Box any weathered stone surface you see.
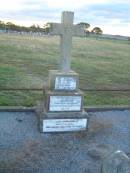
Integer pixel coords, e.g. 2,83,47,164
49,11,85,72
101,150,130,173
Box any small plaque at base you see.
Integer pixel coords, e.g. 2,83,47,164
43,118,87,132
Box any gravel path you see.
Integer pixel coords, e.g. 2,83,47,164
0,110,130,173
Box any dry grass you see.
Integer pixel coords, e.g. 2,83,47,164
0,33,130,106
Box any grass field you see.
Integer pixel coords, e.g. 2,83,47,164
0,33,130,106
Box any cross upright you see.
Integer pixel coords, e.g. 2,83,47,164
48,11,85,72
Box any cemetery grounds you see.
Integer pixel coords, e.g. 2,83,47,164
0,33,130,106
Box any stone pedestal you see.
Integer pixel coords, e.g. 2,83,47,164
36,70,88,133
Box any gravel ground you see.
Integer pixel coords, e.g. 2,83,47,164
0,110,130,173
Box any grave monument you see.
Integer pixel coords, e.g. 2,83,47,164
36,11,88,133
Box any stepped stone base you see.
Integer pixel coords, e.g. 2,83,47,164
36,101,89,133
36,68,88,133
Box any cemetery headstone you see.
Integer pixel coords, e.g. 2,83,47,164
101,150,130,173
36,11,88,133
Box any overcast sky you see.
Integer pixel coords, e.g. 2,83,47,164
0,0,130,36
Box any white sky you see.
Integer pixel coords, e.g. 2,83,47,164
0,0,111,10
0,0,130,36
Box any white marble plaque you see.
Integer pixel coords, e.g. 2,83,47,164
49,96,81,111
43,119,87,132
55,76,76,90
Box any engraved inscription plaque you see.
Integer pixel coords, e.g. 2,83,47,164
43,119,87,132
49,96,81,111
55,76,76,90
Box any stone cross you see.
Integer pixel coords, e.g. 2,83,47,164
49,11,85,72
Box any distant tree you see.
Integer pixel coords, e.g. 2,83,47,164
127,37,130,44
0,21,5,30
43,23,51,34
30,24,37,32
77,22,90,29
77,22,90,36
6,22,16,31
91,27,103,35
29,24,44,33
36,24,44,32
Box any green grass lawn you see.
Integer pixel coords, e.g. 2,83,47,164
0,33,130,106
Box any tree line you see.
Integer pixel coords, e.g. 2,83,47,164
43,22,103,35
0,21,44,33
0,20,103,35
77,22,103,35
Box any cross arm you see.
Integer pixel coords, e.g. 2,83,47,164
73,25,85,37
47,23,63,35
